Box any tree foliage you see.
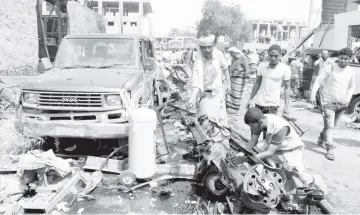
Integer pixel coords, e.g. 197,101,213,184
196,0,253,43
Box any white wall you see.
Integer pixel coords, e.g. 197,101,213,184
334,11,360,50
67,1,106,34
0,0,39,72
312,25,335,49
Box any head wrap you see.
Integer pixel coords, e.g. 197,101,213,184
199,35,216,47
233,48,241,53
268,44,281,53
229,47,236,52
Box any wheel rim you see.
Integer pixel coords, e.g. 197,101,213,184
354,101,360,120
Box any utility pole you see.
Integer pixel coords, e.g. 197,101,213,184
307,0,314,33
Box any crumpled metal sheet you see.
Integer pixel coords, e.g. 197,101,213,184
17,149,72,179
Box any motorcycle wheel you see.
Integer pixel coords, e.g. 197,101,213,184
204,172,229,196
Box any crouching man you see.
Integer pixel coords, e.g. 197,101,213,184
236,107,323,190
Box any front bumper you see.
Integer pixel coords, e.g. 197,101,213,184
15,107,130,139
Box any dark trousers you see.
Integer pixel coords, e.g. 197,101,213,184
255,104,279,115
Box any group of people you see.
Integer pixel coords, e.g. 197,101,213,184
187,34,356,190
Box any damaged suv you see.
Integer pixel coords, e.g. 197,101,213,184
15,34,159,139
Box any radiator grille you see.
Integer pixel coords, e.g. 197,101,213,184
38,92,103,108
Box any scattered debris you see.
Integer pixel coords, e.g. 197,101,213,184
83,156,128,174
77,208,84,214
122,175,194,194
65,144,77,152
21,173,81,214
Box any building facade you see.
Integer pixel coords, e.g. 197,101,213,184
42,0,154,35
251,18,308,42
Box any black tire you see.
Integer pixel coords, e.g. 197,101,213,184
349,96,360,121
204,173,229,196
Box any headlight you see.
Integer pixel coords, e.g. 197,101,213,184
105,95,121,106
23,93,38,104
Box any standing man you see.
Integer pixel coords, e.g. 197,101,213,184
314,50,334,73
226,48,250,115
248,50,260,78
246,44,291,116
310,48,355,161
311,50,335,108
289,50,304,98
189,35,231,125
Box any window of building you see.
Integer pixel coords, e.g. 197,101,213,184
87,1,98,9
108,22,114,26
103,1,119,16
130,22,137,27
123,2,140,17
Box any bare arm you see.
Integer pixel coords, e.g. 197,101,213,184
223,67,231,85
249,75,262,101
248,134,260,149
256,127,287,160
310,67,329,101
256,144,281,160
283,80,290,115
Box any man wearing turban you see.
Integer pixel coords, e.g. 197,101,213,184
189,35,230,125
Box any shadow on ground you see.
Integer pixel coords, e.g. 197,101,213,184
303,140,326,156
333,138,360,148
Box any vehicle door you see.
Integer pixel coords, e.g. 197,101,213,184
131,39,146,105
142,40,156,103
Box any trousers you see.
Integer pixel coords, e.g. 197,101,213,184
319,102,347,147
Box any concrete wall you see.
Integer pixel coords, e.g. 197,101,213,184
0,0,39,73
312,25,335,49
334,11,360,50
67,1,106,34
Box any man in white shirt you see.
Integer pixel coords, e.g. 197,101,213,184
246,44,291,117
311,48,355,161
314,50,334,73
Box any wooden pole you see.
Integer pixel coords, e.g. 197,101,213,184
56,0,62,44
37,0,50,59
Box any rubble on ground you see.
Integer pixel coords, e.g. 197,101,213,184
0,60,335,214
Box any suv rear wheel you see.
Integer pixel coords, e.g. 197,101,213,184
349,96,360,121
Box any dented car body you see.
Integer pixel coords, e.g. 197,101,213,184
15,34,159,139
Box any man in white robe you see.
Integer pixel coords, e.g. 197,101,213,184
189,35,230,125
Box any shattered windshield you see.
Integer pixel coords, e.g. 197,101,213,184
54,38,137,69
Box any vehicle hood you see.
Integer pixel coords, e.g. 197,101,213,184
22,68,142,92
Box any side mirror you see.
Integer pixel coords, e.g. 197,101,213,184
38,58,52,73
144,58,155,70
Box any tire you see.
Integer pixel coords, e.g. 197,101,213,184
349,96,360,121
203,173,229,196
119,170,136,187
